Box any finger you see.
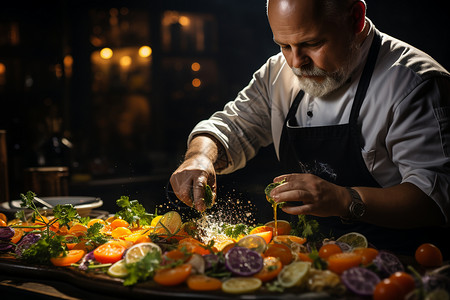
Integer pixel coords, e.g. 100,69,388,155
273,188,314,204
192,177,207,212
170,176,193,207
273,174,291,183
281,203,314,215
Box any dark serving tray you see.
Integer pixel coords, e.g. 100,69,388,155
0,258,336,300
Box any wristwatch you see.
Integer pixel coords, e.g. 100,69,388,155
341,187,366,223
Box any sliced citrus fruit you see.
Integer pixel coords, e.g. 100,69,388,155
150,215,162,227
107,259,128,278
277,261,310,288
125,242,161,264
336,232,368,249
154,211,182,235
272,235,306,253
249,226,273,244
111,226,132,239
222,277,262,294
236,234,267,253
265,220,292,236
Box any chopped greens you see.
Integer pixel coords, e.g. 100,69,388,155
115,196,156,227
124,250,162,286
221,223,251,239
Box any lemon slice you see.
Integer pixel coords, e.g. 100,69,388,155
107,259,128,278
125,242,161,264
277,261,310,288
222,277,262,294
336,232,368,249
236,234,267,254
154,211,182,235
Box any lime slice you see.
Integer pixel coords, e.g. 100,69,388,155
222,277,262,294
236,234,267,254
277,261,310,288
336,232,368,249
154,211,182,235
125,242,161,264
264,181,284,204
107,259,128,278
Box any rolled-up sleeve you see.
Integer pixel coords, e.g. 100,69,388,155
188,59,275,174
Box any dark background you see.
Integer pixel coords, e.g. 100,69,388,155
0,0,449,223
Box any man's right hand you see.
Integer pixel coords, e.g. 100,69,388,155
169,154,217,212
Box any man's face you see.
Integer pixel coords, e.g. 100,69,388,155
268,0,358,97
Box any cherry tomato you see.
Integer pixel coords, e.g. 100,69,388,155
93,242,126,264
373,278,403,300
177,237,211,255
50,250,86,267
389,271,416,298
163,249,191,263
297,252,314,263
10,228,24,244
318,243,342,260
415,243,443,268
153,264,192,286
253,256,283,282
327,252,362,275
264,243,293,265
353,247,379,265
186,274,222,291
110,218,130,229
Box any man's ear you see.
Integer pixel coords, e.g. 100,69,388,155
351,1,366,33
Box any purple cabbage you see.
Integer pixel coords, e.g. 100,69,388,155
0,227,15,241
0,241,14,252
78,251,96,271
15,233,41,257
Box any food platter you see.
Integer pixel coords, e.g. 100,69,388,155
1,191,448,300
0,258,334,299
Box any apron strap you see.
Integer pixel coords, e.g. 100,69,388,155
285,90,305,126
349,31,382,125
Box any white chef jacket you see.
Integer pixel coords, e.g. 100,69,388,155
188,20,450,224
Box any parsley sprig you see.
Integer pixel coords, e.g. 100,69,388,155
14,191,82,263
115,196,156,227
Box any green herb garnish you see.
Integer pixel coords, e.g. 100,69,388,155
16,191,81,263
124,250,162,286
204,184,215,209
115,196,156,227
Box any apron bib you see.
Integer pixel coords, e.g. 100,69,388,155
278,32,448,256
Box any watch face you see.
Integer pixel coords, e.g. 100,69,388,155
350,201,366,218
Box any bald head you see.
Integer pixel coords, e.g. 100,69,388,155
267,0,355,22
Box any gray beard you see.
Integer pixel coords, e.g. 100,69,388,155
292,41,360,98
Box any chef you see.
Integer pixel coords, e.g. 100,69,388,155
169,0,450,256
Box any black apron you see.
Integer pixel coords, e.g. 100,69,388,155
278,32,449,257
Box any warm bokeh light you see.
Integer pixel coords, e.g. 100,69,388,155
64,55,73,68
120,55,132,67
0,63,5,74
179,16,190,26
191,62,201,72
100,48,113,59
139,46,152,58
192,78,201,87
